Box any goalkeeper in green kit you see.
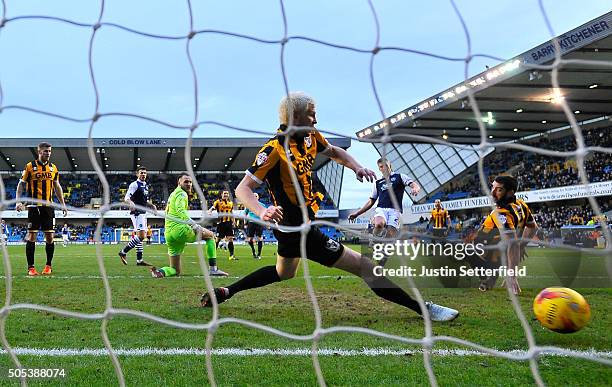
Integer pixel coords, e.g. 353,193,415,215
151,173,228,278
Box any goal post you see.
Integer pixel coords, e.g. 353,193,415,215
113,228,163,244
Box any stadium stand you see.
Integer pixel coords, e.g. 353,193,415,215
424,126,612,203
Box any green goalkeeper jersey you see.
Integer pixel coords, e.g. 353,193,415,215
165,186,191,229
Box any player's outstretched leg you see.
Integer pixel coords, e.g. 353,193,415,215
118,235,141,265
335,247,458,322
201,265,280,306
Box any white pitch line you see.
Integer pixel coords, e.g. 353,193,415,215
2,347,611,358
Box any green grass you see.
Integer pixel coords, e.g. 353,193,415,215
0,243,610,386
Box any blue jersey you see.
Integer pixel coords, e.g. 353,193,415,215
62,226,69,235
1,224,8,235
244,201,267,221
370,173,413,212
125,180,150,215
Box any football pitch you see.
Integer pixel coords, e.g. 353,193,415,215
0,243,610,386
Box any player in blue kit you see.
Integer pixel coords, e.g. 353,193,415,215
118,167,156,266
61,224,70,247
349,158,420,240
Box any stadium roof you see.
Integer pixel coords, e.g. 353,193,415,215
0,137,350,174
356,11,612,144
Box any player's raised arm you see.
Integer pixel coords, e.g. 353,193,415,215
236,175,282,223
207,200,217,215
320,144,376,183
348,199,376,221
400,173,421,196
348,184,378,221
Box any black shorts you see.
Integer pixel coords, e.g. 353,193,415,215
27,206,55,232
217,221,234,238
273,226,344,267
246,222,263,238
432,228,447,238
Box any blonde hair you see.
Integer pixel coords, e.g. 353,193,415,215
279,92,315,125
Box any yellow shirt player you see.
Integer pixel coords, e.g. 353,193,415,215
15,142,67,276
200,92,459,322
208,190,236,260
146,225,153,244
468,175,535,294
429,199,451,239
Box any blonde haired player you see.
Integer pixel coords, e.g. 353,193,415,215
201,92,458,321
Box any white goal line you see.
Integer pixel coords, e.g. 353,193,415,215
2,347,611,358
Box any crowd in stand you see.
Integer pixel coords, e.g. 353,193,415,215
531,201,611,230
2,171,339,243
429,127,612,203
2,172,337,211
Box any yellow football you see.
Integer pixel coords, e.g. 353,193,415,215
533,287,591,333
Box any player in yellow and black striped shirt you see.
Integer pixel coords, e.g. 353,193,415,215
15,142,67,276
467,175,536,294
201,92,459,322
208,191,236,259
429,199,451,239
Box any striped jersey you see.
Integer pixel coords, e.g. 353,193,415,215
213,199,234,223
430,208,449,228
20,160,60,206
246,126,328,226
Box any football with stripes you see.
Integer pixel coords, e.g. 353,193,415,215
533,287,591,333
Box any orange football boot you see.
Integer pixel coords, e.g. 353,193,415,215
27,267,39,276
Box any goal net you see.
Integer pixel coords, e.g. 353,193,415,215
0,1,610,386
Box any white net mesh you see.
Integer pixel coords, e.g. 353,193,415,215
0,0,611,386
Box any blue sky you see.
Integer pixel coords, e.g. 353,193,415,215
0,1,610,208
